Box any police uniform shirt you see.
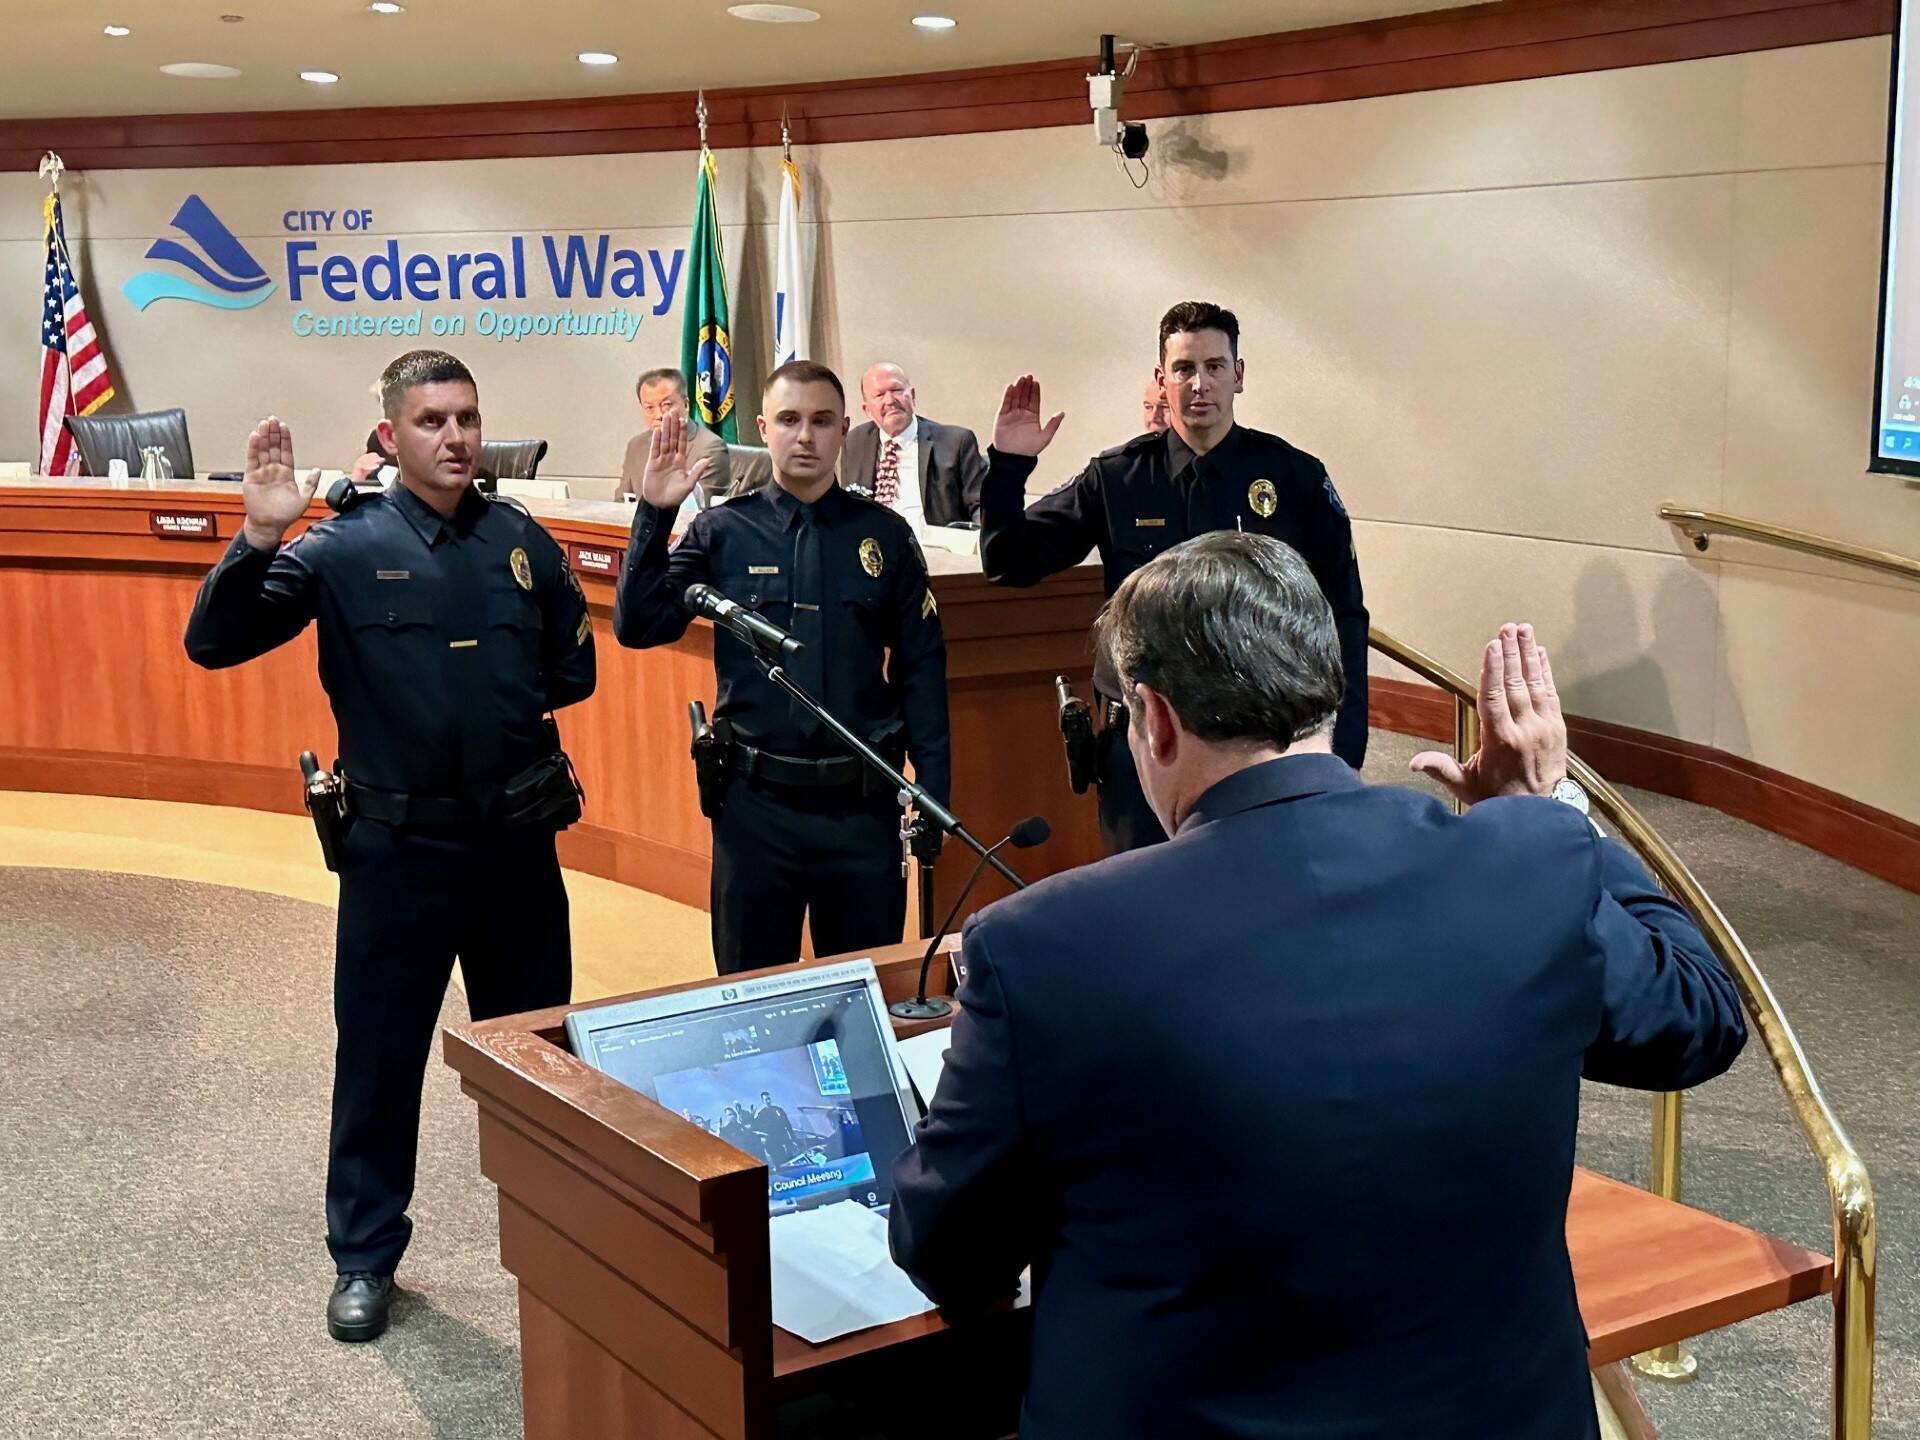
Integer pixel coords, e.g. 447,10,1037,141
184,481,595,798
612,481,951,805
978,423,1370,766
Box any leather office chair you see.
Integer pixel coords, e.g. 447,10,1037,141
724,443,773,498
479,439,549,482
65,408,194,478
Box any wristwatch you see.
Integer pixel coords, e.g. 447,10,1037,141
1551,776,1590,815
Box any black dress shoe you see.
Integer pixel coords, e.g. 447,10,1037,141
327,1272,394,1342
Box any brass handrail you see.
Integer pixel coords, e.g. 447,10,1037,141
1660,504,1920,587
1369,625,1876,1439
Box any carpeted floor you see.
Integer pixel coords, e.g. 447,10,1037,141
1,733,1914,1438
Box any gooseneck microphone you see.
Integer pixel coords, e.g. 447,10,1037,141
684,582,804,665
889,816,1050,1021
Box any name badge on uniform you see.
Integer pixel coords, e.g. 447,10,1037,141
859,537,884,578
375,570,410,581
1248,479,1278,519
749,565,781,575
510,546,533,591
1134,517,1167,528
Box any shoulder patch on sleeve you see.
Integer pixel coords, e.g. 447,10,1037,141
1322,476,1348,519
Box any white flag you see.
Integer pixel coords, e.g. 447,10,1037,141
773,156,811,367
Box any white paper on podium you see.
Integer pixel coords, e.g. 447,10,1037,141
895,1026,952,1109
769,1200,935,1343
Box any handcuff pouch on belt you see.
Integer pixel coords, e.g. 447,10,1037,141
497,715,585,831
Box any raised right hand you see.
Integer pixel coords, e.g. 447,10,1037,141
638,410,713,509
242,416,321,551
1410,622,1569,805
991,375,1066,457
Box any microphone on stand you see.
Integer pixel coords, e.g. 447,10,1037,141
889,815,1050,1021
684,582,804,666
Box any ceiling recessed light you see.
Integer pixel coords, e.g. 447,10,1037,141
576,51,618,65
300,70,340,84
219,13,245,21
727,4,822,20
160,62,242,79
912,15,957,29
103,24,131,36
367,1,405,11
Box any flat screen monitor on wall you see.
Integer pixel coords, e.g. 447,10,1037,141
1875,0,1920,473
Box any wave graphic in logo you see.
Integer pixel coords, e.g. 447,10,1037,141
123,195,276,311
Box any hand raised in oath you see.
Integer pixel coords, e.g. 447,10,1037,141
242,416,322,552
639,409,714,510
991,375,1066,458
1411,622,1569,805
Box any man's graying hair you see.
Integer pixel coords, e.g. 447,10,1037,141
1094,532,1345,748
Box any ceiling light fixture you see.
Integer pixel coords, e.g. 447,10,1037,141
219,13,245,21
300,70,340,84
367,1,405,11
103,24,131,37
160,62,242,79
577,51,618,65
911,15,957,29
727,4,822,20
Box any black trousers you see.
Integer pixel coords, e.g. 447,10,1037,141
710,776,907,974
1095,712,1169,855
326,818,571,1276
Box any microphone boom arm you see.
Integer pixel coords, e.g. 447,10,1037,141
756,656,1026,893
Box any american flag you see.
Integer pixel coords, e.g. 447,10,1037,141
38,193,116,476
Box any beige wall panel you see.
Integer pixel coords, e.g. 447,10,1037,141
1354,518,1723,742
1714,561,1920,822
827,175,1734,557
1735,37,1890,172
1722,164,1920,560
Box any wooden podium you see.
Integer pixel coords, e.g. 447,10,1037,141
445,942,1833,1440
443,941,1026,1440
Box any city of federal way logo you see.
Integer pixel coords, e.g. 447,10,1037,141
123,195,276,312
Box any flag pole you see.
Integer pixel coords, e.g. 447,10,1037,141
696,89,709,155
38,151,65,195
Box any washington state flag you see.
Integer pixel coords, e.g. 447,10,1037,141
678,148,736,442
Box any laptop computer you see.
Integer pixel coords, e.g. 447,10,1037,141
565,960,920,1216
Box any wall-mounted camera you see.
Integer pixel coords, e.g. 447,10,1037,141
1089,34,1148,166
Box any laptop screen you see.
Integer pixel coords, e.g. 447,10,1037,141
565,961,918,1216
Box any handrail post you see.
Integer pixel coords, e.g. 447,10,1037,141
1832,1171,1876,1440
1631,1089,1699,1382
1450,696,1478,816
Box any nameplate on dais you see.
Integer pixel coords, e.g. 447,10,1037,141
149,510,218,540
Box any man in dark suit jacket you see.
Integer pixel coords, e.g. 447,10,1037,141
889,532,1747,1440
839,362,987,527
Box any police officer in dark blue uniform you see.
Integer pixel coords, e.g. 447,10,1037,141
183,350,594,1343
980,300,1368,854
614,361,949,974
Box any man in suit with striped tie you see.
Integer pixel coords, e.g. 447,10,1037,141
839,362,989,529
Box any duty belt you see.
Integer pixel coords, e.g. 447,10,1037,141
346,781,488,828
729,741,866,791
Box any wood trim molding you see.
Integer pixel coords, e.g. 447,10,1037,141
0,0,1891,170
1367,678,1920,895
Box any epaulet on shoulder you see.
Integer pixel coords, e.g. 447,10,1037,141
1098,431,1159,460
716,485,761,505
485,491,532,516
